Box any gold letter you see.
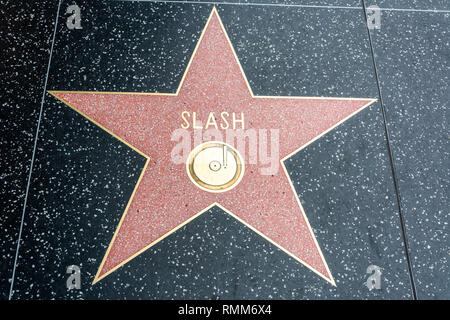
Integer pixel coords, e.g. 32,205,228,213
220,111,229,129
181,111,190,129
193,112,203,129
233,112,245,130
205,112,218,130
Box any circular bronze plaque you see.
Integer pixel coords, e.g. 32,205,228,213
186,141,244,193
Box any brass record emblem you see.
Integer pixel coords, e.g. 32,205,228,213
186,141,244,193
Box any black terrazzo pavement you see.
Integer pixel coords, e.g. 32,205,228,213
368,1,449,299
0,0,59,300
1,0,448,299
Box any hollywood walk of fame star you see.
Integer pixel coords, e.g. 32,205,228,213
49,7,376,285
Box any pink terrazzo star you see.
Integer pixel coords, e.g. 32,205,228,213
50,8,376,285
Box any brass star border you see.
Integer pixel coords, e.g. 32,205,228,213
49,7,377,286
